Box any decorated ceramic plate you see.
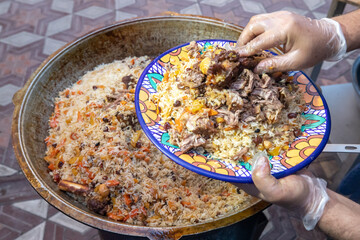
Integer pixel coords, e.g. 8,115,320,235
134,39,331,183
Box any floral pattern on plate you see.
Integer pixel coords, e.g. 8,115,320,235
135,39,331,183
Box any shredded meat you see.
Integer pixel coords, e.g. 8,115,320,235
163,43,303,157
231,147,249,161
186,112,217,136
122,75,135,88
226,90,243,111
182,68,204,88
207,50,243,87
179,134,206,153
256,73,274,89
216,109,240,127
186,41,200,58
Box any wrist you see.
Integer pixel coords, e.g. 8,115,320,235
299,175,330,230
320,18,347,61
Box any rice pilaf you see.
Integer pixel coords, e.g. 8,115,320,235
152,41,305,164
44,56,252,226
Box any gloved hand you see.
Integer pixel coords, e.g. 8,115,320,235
236,11,347,73
234,154,329,230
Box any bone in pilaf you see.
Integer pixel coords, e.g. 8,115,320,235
44,57,252,226
152,41,306,164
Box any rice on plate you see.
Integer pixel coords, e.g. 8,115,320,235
44,56,251,226
151,41,305,165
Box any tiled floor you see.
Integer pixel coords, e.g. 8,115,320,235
0,0,359,239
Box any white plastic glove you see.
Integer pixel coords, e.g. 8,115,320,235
236,11,347,73
234,154,329,230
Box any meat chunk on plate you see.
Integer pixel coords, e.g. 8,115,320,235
186,111,217,136
231,147,249,161
226,90,244,111
216,109,240,127
231,69,259,97
179,134,207,153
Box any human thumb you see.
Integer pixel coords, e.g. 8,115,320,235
252,154,280,200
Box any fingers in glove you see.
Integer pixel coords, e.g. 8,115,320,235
237,16,267,47
253,51,300,73
251,156,283,201
237,30,286,57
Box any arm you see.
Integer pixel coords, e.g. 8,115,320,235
236,9,360,73
234,156,360,240
318,189,360,240
333,9,360,52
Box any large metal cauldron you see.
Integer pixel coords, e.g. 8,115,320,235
12,14,270,239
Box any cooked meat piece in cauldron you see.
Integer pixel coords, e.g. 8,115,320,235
87,195,111,216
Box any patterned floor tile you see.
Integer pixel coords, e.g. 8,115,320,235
42,37,66,55
0,1,12,16
14,222,45,240
75,6,112,19
51,0,74,14
45,15,72,36
200,0,234,8
49,212,92,234
0,164,17,177
0,31,43,48
239,0,267,14
303,0,326,11
0,84,21,106
115,11,137,21
114,0,136,10
13,199,49,219
0,115,12,148
180,3,203,15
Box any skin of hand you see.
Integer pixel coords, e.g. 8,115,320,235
333,9,360,52
234,156,314,213
234,156,360,240
236,11,343,73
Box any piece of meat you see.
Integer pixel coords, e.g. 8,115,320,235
254,104,261,114
242,115,256,123
223,62,242,88
231,147,249,161
207,50,244,87
116,112,136,128
226,90,243,111
231,69,259,98
255,73,274,89
122,75,135,88
262,101,284,124
179,134,206,153
252,88,279,101
217,109,240,127
186,112,217,136
230,78,246,90
87,195,110,216
242,70,257,96
186,41,200,58
58,180,90,196
181,68,204,88
279,86,295,103
238,57,260,69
